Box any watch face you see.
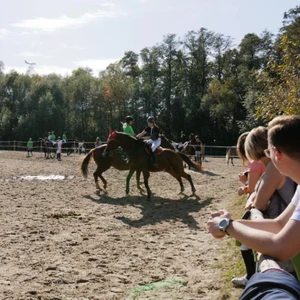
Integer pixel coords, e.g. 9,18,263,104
219,218,230,232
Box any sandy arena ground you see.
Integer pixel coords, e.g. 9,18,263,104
0,150,244,300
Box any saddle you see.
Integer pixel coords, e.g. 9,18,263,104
144,146,163,155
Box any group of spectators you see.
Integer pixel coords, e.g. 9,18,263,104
207,115,300,299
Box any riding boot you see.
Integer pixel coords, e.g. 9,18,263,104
151,150,158,168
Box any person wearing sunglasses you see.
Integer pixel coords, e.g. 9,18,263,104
207,115,300,299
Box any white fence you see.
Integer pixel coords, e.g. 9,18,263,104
0,140,240,158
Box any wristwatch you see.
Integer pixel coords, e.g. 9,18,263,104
219,218,232,235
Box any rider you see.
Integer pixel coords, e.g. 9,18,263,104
50,131,56,145
62,132,67,143
123,116,135,136
136,116,161,168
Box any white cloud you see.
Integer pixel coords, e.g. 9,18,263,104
100,2,115,8
12,9,125,32
4,59,118,76
5,65,72,76
19,51,43,57
73,58,118,73
0,28,9,39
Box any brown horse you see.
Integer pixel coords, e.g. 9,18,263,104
80,136,175,192
106,131,201,200
81,144,133,192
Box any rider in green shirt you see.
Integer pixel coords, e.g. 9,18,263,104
50,131,56,144
123,116,135,136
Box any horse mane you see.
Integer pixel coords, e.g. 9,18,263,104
116,131,138,141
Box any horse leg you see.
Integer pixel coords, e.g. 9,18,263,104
166,170,185,194
93,170,102,191
136,170,143,190
126,169,135,195
100,175,108,190
180,171,196,196
142,170,152,200
94,165,109,191
231,157,234,166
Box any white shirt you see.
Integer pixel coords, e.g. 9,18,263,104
291,185,300,221
56,140,63,153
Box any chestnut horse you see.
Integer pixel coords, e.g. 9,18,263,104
80,136,176,192
106,131,201,200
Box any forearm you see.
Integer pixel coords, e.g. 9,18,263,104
227,220,282,256
136,131,145,138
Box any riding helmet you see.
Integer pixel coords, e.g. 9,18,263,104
125,116,133,122
147,116,154,123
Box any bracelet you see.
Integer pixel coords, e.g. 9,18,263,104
225,220,233,235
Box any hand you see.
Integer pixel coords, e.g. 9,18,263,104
245,198,254,210
207,216,226,239
238,172,248,184
238,186,245,196
210,209,231,219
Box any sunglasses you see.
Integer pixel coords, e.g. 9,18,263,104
264,149,271,158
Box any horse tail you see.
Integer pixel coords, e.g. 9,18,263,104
178,152,202,172
81,148,96,178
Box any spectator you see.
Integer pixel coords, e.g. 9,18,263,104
232,131,265,286
78,140,86,155
207,119,300,288
180,131,186,143
26,138,33,157
94,137,102,147
194,135,202,163
56,136,63,161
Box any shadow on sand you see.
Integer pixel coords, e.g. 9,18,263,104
83,193,213,229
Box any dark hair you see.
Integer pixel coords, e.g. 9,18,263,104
268,115,300,161
236,132,249,163
125,116,133,122
147,116,154,123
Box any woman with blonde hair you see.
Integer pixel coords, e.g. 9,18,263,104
207,115,300,298
230,126,295,286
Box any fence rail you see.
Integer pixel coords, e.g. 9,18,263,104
0,140,94,153
250,208,294,273
0,140,240,158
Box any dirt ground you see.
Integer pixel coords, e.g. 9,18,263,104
0,150,244,300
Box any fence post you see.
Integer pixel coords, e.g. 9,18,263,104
13,140,16,151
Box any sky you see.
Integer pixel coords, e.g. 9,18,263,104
1,0,299,76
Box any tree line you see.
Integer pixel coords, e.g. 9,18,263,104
0,6,299,145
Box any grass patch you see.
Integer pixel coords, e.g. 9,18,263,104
216,194,248,300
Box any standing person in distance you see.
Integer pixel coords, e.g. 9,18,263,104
94,137,102,148
56,137,63,161
136,116,161,168
194,135,202,163
26,138,33,157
